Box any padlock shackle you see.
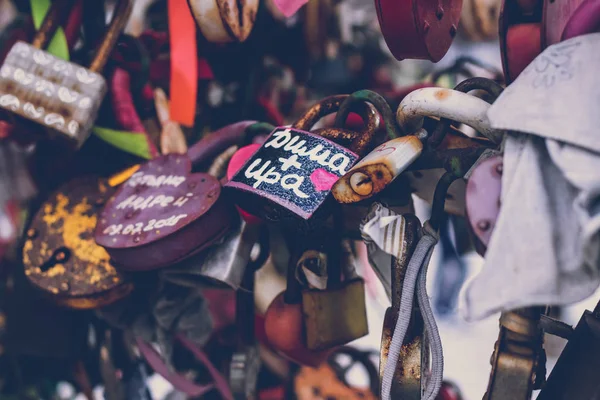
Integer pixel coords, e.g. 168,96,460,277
293,95,380,155
429,77,504,148
89,0,133,73
334,90,401,141
397,87,503,144
32,0,78,50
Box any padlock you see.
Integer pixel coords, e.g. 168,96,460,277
332,135,424,204
542,0,586,48
264,235,332,367
378,213,424,399
484,308,545,400
94,121,272,271
560,0,600,41
499,0,542,83
302,240,369,351
465,154,503,256
460,0,502,41
378,86,502,216
537,303,600,400
374,0,462,62
229,240,264,399
188,0,259,43
23,176,132,309
224,95,380,222
0,0,133,149
161,216,269,290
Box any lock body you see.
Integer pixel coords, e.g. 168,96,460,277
0,42,106,148
302,278,368,350
538,310,600,399
23,176,132,309
225,126,359,221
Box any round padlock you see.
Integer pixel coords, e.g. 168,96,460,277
23,177,132,309
374,0,463,62
465,155,503,255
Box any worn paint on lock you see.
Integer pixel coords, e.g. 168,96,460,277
188,0,259,43
23,177,132,309
332,136,423,204
225,127,359,220
95,153,235,271
0,0,132,148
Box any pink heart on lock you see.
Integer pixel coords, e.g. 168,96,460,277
310,168,340,192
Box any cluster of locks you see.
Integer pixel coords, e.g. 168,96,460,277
0,0,598,399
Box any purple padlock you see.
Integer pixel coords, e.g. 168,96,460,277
465,155,503,255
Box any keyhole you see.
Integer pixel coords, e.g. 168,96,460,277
40,247,71,272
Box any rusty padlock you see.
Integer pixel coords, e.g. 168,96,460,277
379,213,423,399
94,121,271,271
23,176,132,309
396,84,503,213
375,0,462,62
301,239,369,351
224,95,380,222
188,0,259,43
0,0,132,149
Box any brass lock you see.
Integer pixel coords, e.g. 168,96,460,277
0,0,132,148
301,240,369,351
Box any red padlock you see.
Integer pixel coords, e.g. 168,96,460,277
499,0,543,83
375,0,462,62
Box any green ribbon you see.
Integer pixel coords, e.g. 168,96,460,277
30,0,69,60
92,127,154,160
31,0,155,160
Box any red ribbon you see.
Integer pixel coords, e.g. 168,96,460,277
168,0,198,127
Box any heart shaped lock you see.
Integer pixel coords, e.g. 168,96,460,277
23,177,132,309
94,121,273,271
95,154,236,271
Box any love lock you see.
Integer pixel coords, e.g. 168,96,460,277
224,95,380,222
465,154,503,256
0,0,132,148
302,240,369,351
374,0,462,62
188,0,259,43
23,176,132,309
95,121,271,271
499,0,542,83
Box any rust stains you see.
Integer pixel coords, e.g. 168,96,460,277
434,88,451,100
